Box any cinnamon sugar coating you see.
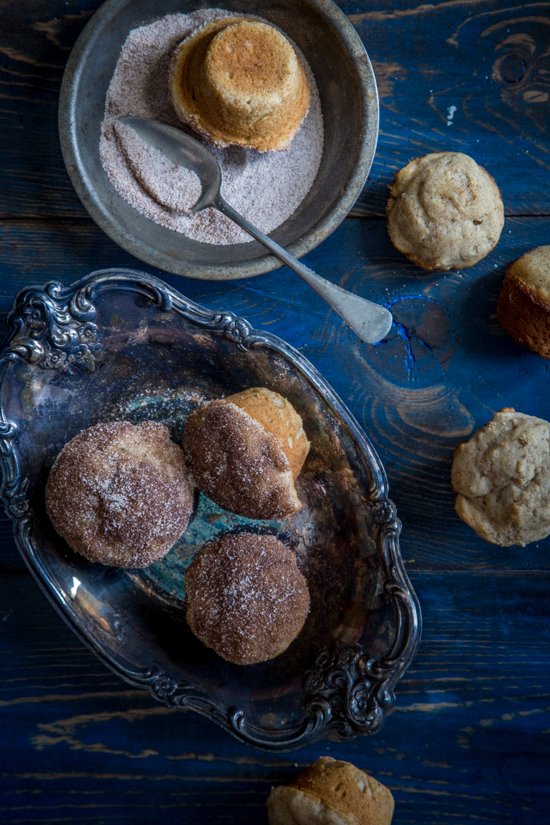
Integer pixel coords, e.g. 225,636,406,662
99,10,323,245
185,533,310,665
183,391,307,520
45,421,194,568
226,387,309,480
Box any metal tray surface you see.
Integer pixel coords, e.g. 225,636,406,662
58,0,379,280
0,269,420,751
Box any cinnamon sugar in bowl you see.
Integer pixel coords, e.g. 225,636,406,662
59,0,379,280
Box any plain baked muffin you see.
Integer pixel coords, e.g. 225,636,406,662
169,17,310,152
185,533,310,665
451,408,550,546
386,152,504,270
496,245,550,358
267,756,395,825
45,421,194,567
183,388,310,520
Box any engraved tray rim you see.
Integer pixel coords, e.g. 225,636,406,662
0,268,421,751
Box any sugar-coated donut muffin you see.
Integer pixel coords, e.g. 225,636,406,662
169,17,310,152
267,756,395,825
451,408,550,546
185,533,310,665
496,245,550,358
45,421,194,568
183,388,309,520
386,152,504,270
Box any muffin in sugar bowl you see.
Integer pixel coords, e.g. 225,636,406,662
99,9,323,247
169,17,311,152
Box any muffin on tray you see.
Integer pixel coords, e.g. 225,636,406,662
267,756,395,825
386,152,504,270
169,17,310,152
46,421,194,568
185,532,310,665
496,245,550,358
451,408,550,546
183,387,310,520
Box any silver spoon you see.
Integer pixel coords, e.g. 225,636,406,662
119,116,393,344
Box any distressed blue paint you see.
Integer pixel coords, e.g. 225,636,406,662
387,296,441,379
1,0,550,822
1,1,550,219
0,568,549,823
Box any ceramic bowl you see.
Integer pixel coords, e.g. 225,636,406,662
0,269,420,751
58,0,379,280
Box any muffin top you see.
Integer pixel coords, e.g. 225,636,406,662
505,245,550,303
183,398,303,520
169,17,310,152
205,21,302,107
386,152,504,270
45,421,194,568
451,409,550,546
185,533,310,665
267,756,395,825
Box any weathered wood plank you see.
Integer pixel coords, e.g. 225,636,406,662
1,216,550,571
2,1,550,820
352,0,550,216
0,0,548,219
0,568,548,823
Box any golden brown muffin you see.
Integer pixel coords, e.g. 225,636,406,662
227,387,309,480
386,152,504,270
185,533,310,665
183,388,309,520
496,245,550,358
45,421,194,568
267,757,395,825
451,408,550,546
169,17,310,152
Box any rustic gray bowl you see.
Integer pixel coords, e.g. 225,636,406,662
58,0,379,280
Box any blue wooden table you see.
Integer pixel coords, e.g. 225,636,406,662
1,1,550,822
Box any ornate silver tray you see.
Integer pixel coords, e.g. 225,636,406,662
0,269,420,751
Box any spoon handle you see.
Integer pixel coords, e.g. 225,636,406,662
217,197,392,345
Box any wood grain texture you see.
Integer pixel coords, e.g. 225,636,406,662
350,0,550,217
0,0,549,218
0,568,549,824
2,0,550,821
